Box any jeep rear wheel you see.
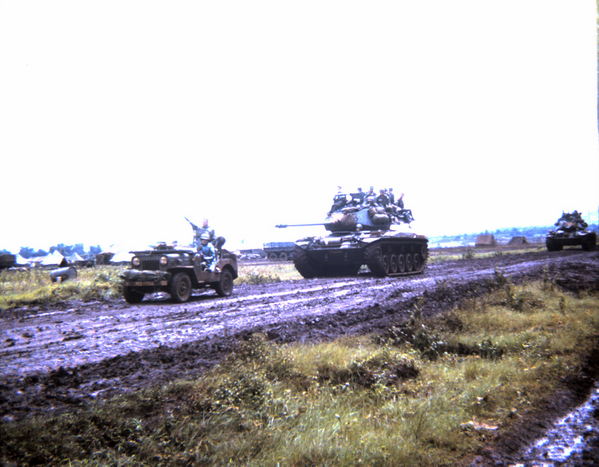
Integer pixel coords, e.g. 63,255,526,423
214,269,234,297
170,273,192,303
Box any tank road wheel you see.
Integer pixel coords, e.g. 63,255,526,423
170,273,192,303
398,254,406,273
279,252,289,261
268,253,279,261
413,253,421,271
381,254,390,275
421,244,429,267
293,246,319,279
389,254,398,274
405,253,413,272
365,245,387,277
214,269,234,297
123,286,144,304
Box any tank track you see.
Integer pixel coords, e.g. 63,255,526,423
293,246,319,279
365,238,428,278
293,246,362,278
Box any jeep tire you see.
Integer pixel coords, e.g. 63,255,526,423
123,286,144,304
214,269,234,297
170,272,192,303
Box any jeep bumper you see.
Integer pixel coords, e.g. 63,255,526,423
121,269,170,287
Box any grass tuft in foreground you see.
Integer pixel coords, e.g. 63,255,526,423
2,279,599,466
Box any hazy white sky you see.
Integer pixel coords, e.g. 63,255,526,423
1,0,598,252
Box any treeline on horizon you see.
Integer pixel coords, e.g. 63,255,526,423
0,243,103,259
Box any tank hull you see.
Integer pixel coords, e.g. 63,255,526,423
546,232,596,252
293,231,428,278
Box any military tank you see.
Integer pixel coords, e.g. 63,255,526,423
546,211,596,252
277,192,428,278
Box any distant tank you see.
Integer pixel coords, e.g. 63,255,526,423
546,211,596,252
277,191,428,278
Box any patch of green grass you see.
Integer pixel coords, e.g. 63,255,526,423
237,263,302,284
461,247,475,260
428,245,545,264
2,282,599,466
0,266,125,310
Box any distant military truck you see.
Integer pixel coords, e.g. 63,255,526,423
263,242,296,261
120,243,238,303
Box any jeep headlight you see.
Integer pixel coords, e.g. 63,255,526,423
160,256,168,266
132,257,140,267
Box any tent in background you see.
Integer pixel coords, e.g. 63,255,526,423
475,234,497,247
40,251,66,267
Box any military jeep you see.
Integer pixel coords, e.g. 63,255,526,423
120,243,238,304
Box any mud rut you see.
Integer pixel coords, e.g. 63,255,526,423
1,249,599,464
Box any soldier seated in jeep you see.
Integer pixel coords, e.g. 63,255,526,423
196,233,217,272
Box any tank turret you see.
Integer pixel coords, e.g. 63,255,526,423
277,189,428,278
277,198,415,233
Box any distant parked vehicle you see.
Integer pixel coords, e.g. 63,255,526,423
263,242,296,261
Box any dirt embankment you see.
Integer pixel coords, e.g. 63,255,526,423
1,249,598,465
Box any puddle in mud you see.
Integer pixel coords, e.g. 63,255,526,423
513,383,599,466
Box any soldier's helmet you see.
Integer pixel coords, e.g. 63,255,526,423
200,233,211,241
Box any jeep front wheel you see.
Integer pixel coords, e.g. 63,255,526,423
170,273,192,303
214,269,234,297
123,286,144,304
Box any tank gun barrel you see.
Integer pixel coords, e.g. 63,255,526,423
276,223,326,228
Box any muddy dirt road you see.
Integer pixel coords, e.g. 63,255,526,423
1,249,599,464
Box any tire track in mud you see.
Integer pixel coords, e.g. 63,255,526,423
0,277,411,377
0,249,597,422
